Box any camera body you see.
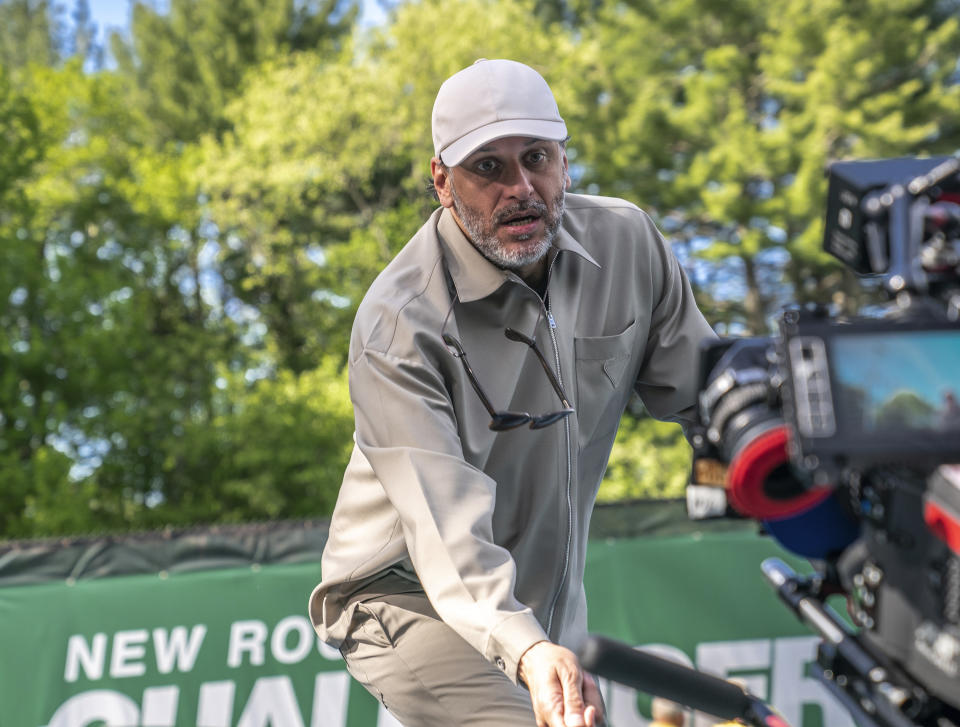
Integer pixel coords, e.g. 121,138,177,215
688,156,960,725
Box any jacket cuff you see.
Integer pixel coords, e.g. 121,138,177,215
485,611,549,684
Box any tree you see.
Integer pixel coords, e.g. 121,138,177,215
111,0,359,145
5,0,960,536
566,0,960,334
68,0,103,70
0,0,371,537
599,412,692,501
0,63,80,536
0,62,215,534
0,0,60,69
0,0,104,70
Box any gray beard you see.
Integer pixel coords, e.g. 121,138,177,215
450,186,565,271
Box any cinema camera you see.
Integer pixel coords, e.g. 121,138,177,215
679,156,960,727
577,157,960,727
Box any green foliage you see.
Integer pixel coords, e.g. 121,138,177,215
598,411,691,502
567,0,960,333
0,0,60,69
202,359,353,521
3,0,960,534
110,357,354,528
0,0,367,539
1,63,207,534
111,0,358,145
0,0,104,71
0,65,42,203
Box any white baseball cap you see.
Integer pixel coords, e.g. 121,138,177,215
432,59,567,167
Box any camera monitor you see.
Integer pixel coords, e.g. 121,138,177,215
782,317,960,469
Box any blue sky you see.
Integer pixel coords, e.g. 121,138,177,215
88,0,131,28
86,0,136,41
86,0,387,39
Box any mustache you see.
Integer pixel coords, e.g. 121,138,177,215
494,200,548,225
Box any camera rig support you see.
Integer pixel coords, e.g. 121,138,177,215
761,558,948,727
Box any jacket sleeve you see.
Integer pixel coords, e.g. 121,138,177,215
349,346,549,683
633,215,717,429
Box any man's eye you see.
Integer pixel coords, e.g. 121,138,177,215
527,151,547,164
475,159,498,173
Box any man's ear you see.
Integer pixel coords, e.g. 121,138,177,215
562,149,571,190
431,158,455,209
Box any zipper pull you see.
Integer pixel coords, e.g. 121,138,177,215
547,310,557,329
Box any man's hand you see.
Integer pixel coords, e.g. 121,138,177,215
518,640,605,727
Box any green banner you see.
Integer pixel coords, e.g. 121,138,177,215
0,529,853,727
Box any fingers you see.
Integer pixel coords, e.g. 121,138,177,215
539,680,564,727
584,705,597,727
582,672,606,726
560,663,586,726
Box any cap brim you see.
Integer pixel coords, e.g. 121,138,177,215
439,119,568,167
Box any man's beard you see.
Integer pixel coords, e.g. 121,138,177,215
449,184,565,271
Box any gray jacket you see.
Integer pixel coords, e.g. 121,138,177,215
309,194,714,683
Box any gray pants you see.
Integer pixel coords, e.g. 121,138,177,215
340,590,536,726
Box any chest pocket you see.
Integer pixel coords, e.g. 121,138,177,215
574,318,639,445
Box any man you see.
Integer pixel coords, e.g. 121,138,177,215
309,59,714,727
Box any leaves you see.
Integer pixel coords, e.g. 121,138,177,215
2,0,960,533
599,412,692,502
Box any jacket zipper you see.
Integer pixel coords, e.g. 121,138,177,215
543,290,573,639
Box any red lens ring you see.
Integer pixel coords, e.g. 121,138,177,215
726,426,833,520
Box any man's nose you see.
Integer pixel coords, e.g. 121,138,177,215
501,162,535,199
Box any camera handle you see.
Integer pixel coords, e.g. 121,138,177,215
863,155,960,300
578,634,790,727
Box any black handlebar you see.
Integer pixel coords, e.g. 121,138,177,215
578,634,790,727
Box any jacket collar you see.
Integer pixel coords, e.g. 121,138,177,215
437,205,599,303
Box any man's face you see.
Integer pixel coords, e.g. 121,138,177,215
432,136,570,270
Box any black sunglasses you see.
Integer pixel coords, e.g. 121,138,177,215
442,328,574,431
